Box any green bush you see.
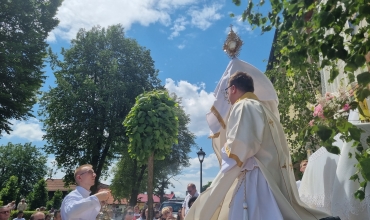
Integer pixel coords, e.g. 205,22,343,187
11,210,49,219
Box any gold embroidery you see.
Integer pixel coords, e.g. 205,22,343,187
268,119,274,127
281,162,293,170
210,106,226,129
235,92,259,104
208,132,220,139
225,145,243,167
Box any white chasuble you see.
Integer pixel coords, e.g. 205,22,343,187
185,93,330,220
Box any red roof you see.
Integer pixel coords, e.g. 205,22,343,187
46,179,76,192
137,194,160,203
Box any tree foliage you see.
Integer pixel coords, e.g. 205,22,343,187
124,90,179,163
28,179,48,210
201,181,212,192
123,90,179,220
0,143,47,197
0,176,20,204
111,95,195,206
0,0,62,135
39,24,161,193
232,0,370,200
47,189,63,210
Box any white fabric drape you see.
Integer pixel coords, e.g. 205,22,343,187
206,58,279,136
299,115,370,219
331,123,370,220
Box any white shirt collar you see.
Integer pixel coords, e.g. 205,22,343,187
76,186,91,198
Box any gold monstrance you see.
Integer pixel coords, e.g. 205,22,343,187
223,25,243,59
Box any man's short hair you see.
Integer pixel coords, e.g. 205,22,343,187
74,164,93,182
229,71,254,93
17,211,23,214
300,160,308,167
187,183,196,189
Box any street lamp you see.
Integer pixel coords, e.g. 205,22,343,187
197,148,206,193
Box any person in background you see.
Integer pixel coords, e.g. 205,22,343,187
17,199,27,211
154,211,160,220
45,214,52,220
187,197,197,210
0,206,11,220
133,205,141,219
296,159,308,189
181,183,198,219
161,207,171,220
30,211,45,220
60,164,111,220
123,208,134,220
176,209,183,220
53,210,61,220
8,201,16,210
13,211,25,220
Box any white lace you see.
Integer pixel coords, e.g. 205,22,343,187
308,147,328,162
332,194,370,220
300,194,332,214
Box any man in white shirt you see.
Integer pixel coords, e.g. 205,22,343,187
17,199,27,211
13,211,25,220
181,183,199,218
61,164,111,220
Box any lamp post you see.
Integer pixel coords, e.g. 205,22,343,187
197,148,206,193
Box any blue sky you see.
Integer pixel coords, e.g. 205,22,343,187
0,0,274,198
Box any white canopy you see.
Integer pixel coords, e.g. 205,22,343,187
206,58,279,136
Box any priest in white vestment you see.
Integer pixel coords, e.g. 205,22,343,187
185,71,330,220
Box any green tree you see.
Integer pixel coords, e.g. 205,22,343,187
0,0,62,135
124,90,179,220
48,189,63,209
0,176,20,204
0,143,47,197
201,181,212,192
231,0,370,200
111,95,195,206
39,24,161,193
28,179,48,210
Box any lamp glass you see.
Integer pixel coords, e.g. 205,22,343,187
197,148,206,163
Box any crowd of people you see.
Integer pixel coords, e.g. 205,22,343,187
0,204,61,220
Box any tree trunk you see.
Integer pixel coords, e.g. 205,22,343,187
147,152,154,220
129,163,147,206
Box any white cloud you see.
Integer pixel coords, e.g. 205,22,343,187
187,153,219,170
224,16,253,35
3,119,45,141
178,44,185,49
165,154,219,198
165,78,215,137
51,0,204,41
169,17,189,39
188,4,223,30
